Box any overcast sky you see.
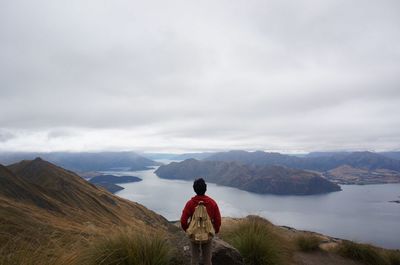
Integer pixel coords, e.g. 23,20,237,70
1,0,399,153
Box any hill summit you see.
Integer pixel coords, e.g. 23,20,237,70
0,157,169,245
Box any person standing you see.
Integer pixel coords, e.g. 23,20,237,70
181,178,221,265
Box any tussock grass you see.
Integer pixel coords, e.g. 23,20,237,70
0,228,171,265
220,216,291,265
296,235,322,252
387,250,400,265
337,240,390,265
77,228,172,265
0,235,80,265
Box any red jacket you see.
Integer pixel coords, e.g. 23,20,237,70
181,195,221,233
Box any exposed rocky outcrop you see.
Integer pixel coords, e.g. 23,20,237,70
170,227,243,265
212,238,244,265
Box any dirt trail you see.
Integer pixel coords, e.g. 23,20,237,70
293,251,363,265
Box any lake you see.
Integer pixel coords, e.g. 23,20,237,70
110,167,400,249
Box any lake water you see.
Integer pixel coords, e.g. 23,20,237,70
110,167,400,249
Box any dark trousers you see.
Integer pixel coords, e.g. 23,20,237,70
190,240,212,265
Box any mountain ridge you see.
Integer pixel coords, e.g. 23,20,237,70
0,151,159,171
1,158,169,241
205,150,400,171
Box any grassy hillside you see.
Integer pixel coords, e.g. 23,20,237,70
0,158,175,264
219,216,400,265
0,159,398,265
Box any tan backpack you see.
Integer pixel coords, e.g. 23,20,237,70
186,201,215,244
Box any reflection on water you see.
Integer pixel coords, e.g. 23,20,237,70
111,167,400,249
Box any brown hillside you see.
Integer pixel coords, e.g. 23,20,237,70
1,158,169,246
0,164,59,212
325,165,400,184
2,159,397,265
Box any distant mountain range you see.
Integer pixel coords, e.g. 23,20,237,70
137,150,400,168
202,150,400,185
205,150,400,172
153,150,400,187
305,151,400,161
155,159,341,195
140,152,217,161
380,152,400,160
1,150,399,189
172,152,217,160
0,151,159,171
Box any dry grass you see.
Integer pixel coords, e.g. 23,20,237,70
387,250,400,265
0,235,81,265
296,235,322,252
337,240,391,265
76,228,172,265
1,159,173,265
0,228,173,265
220,216,292,265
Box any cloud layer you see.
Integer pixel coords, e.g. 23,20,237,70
1,0,400,152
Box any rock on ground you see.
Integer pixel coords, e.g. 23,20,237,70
169,228,243,265
211,237,244,265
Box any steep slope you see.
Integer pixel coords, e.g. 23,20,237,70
1,158,169,246
94,182,125,193
0,159,243,265
0,164,60,212
155,159,341,195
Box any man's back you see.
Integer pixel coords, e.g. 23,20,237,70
180,178,221,265
181,194,221,234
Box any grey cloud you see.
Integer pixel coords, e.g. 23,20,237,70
0,130,16,142
47,129,79,139
0,0,399,152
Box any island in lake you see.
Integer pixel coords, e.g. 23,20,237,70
89,174,142,193
155,159,341,195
